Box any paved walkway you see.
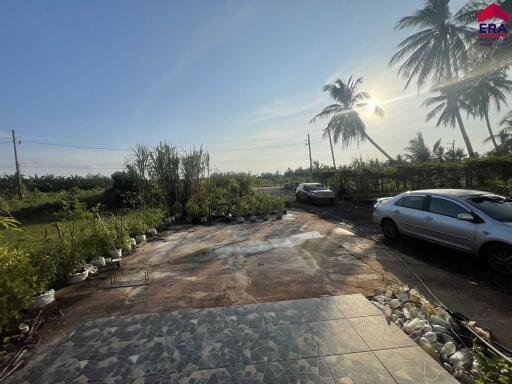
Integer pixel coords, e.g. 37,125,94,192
13,294,456,384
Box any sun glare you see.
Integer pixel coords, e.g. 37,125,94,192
365,101,378,113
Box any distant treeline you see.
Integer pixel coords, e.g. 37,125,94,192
0,174,112,195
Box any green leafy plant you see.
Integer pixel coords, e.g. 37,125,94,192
53,223,86,275
29,229,58,294
473,347,512,384
0,247,37,333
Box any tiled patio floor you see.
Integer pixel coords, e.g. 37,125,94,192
14,294,457,383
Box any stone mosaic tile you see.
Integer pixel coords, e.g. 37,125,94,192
308,319,369,355
349,315,416,350
163,358,334,384
262,357,334,384
223,304,266,330
266,323,322,361
12,296,457,384
331,294,382,318
375,346,458,384
69,325,119,344
176,327,271,370
325,351,396,384
17,357,89,384
262,297,343,326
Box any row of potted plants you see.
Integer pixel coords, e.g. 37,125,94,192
0,205,166,334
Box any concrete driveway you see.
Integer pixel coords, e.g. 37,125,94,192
23,209,512,373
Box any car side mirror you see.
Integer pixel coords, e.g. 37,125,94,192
457,213,475,222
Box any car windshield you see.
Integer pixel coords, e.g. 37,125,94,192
306,184,326,191
463,195,512,222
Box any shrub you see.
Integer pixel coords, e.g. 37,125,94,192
0,247,37,333
473,347,512,384
52,223,86,275
185,199,207,219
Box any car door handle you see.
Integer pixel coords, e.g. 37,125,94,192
393,210,400,214
424,216,433,220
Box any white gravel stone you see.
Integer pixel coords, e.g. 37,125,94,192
389,299,401,309
441,341,457,357
424,331,437,342
449,348,473,369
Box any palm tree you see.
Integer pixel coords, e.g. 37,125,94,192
423,82,475,150
389,0,476,157
486,111,512,153
432,138,445,160
464,69,512,149
310,77,393,162
405,132,433,162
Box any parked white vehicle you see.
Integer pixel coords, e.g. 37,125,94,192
296,183,335,206
373,189,512,274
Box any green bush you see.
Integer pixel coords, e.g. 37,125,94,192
474,347,512,384
0,247,37,333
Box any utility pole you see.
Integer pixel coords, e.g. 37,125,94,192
305,134,313,179
11,129,22,199
326,129,336,169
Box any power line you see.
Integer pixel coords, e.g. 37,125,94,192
22,140,131,151
10,129,305,146
19,139,304,152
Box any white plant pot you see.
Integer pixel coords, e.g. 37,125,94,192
110,249,122,258
33,289,55,308
67,270,89,284
135,234,147,243
148,228,158,236
92,257,106,267
250,215,257,223
263,214,270,221
130,238,137,247
200,216,208,224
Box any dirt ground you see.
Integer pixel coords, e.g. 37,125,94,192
35,206,512,355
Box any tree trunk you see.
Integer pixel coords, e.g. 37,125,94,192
484,111,499,150
454,109,476,158
442,32,475,158
363,131,394,162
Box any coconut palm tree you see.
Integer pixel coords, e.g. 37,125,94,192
389,0,476,157
486,111,512,153
405,132,433,162
423,83,475,149
310,77,393,162
464,69,512,149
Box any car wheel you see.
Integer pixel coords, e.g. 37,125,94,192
381,218,399,240
484,243,512,275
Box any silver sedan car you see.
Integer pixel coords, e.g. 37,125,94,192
373,189,512,274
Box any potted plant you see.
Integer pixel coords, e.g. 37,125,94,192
31,230,57,308
53,223,87,284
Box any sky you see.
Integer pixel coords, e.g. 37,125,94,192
0,0,506,176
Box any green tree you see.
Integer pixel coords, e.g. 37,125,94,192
310,77,393,161
464,69,512,149
389,0,476,157
486,111,512,153
405,132,433,162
